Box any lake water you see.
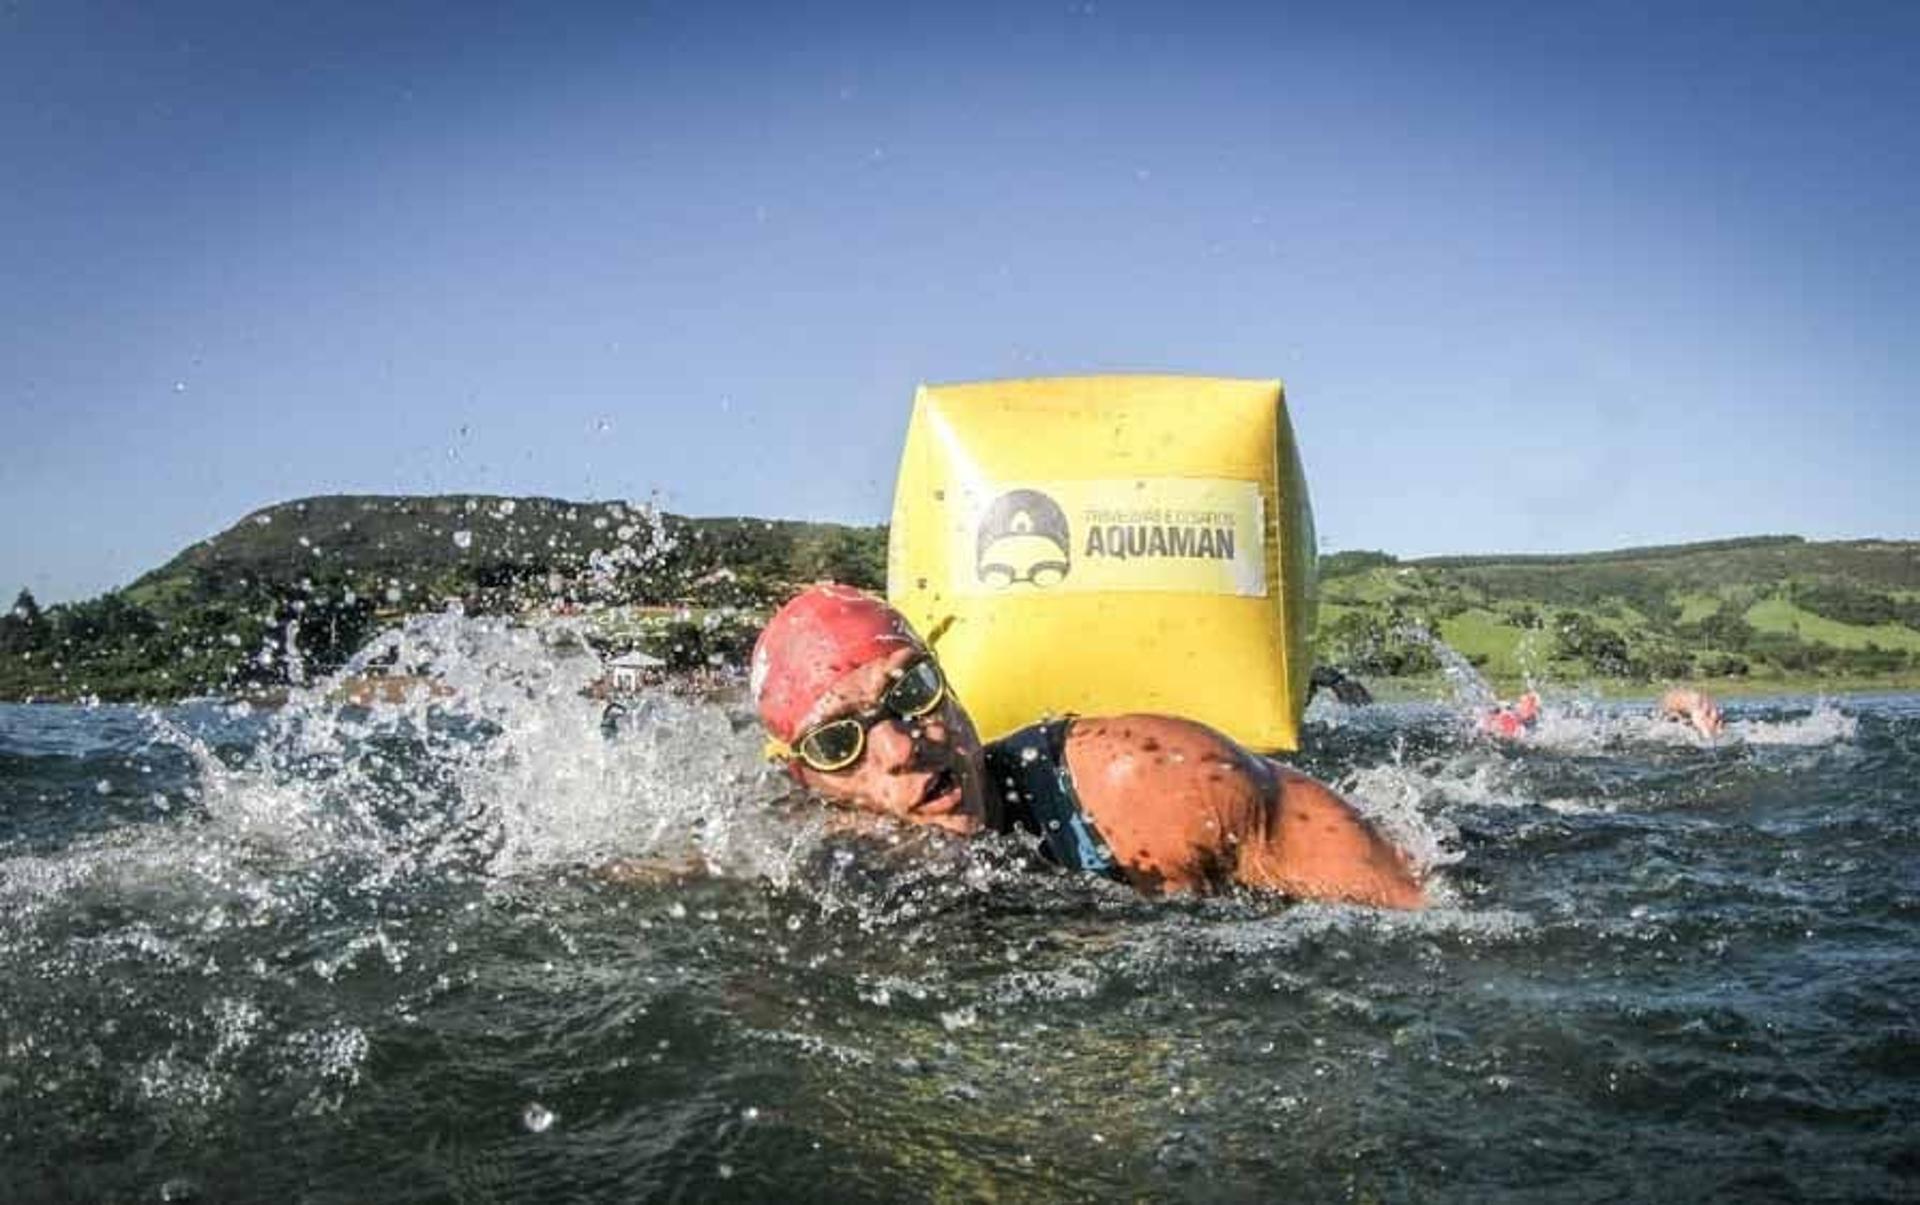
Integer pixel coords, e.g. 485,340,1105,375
2,615,1915,1202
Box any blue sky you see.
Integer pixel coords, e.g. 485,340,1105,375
3,0,1915,602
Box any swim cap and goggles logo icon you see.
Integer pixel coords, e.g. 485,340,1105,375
766,656,948,773
975,489,1071,589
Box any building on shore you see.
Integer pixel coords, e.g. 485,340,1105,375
607,650,666,694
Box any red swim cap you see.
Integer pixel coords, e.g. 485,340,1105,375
1484,710,1525,738
751,584,922,742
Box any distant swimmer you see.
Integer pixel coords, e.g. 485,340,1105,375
750,584,1426,908
1658,687,1724,737
1477,691,1541,740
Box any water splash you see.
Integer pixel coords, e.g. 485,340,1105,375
148,611,801,888
1394,622,1502,710
5,680,1915,1201
1335,751,1468,882
1736,698,1858,746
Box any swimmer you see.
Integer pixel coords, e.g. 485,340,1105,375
1477,691,1540,740
1658,687,1724,737
752,584,1426,909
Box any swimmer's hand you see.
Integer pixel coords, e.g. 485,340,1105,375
1658,688,1725,737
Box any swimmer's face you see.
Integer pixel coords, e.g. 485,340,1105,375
787,645,987,835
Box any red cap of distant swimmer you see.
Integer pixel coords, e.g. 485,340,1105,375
751,584,921,742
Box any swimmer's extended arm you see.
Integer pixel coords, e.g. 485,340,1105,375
1240,770,1426,909
1064,715,1424,908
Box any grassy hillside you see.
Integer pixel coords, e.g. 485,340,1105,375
1,495,884,701
3,499,1917,702
125,494,883,611
1318,536,1920,693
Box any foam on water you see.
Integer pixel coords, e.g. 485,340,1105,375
1431,688,1863,757
14,615,1869,976
1330,753,1470,885
0,614,837,1177
132,612,808,887
1736,697,1859,746
0,615,1907,1202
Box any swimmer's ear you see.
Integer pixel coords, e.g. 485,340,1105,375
925,614,958,648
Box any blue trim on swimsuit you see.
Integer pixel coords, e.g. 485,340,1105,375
984,717,1123,882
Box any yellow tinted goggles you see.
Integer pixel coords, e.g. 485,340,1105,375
764,657,947,773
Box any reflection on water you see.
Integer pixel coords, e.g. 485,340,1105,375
2,618,1916,1202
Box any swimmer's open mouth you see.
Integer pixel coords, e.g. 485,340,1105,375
915,768,960,812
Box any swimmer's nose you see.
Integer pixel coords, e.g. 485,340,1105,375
868,713,945,770
865,717,920,769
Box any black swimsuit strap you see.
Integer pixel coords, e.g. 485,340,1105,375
985,717,1122,881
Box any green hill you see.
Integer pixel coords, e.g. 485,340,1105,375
1,494,884,701
3,498,1917,701
1319,536,1920,693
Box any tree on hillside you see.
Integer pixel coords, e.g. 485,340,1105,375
1503,603,1543,630
1791,580,1920,630
0,588,44,655
1322,609,1442,677
53,593,160,647
1551,611,1635,677
1687,601,1755,653
791,528,885,589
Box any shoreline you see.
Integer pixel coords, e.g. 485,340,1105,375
6,673,1919,710
1361,672,1920,704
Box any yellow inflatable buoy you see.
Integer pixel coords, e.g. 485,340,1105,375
886,375,1316,751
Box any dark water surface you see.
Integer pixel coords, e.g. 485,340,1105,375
2,627,1915,1202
